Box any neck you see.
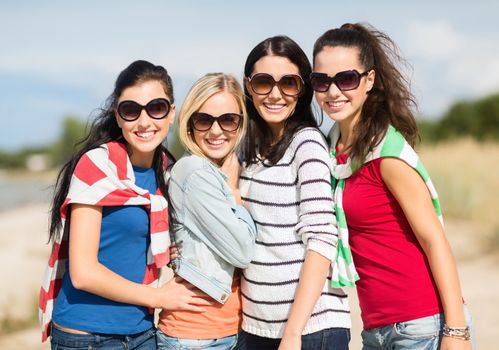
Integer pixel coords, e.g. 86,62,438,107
129,148,154,168
336,114,360,153
268,122,285,143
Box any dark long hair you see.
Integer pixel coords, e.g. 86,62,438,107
313,23,418,166
243,35,317,165
48,60,174,243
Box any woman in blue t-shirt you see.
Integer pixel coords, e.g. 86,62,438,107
41,60,210,350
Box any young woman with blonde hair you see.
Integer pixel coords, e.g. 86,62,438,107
156,73,257,350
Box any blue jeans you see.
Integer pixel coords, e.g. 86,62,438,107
50,325,156,350
361,305,475,349
236,328,350,350
156,329,238,350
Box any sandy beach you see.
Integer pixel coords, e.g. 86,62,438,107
0,203,497,349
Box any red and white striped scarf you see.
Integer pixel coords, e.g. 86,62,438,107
38,141,170,342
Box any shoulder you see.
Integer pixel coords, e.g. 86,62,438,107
172,153,206,172
170,154,221,186
379,157,421,186
73,144,111,174
287,127,329,163
289,127,328,151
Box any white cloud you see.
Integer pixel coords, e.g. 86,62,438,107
407,19,461,60
446,39,499,96
404,19,499,116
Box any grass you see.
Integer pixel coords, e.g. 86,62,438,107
418,138,499,251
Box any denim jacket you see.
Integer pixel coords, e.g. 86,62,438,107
168,153,256,304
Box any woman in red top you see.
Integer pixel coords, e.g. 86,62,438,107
311,23,474,349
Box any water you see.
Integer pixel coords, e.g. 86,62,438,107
0,176,54,211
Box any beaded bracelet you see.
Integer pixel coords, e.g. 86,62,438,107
443,324,471,341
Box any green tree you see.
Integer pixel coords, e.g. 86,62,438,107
424,92,499,143
475,94,499,140
437,101,480,140
50,115,87,165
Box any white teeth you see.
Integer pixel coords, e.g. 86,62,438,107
328,101,347,107
136,131,154,138
206,139,225,145
264,103,285,110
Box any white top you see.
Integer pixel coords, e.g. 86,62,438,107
239,127,351,338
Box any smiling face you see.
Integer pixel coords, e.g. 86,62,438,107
313,46,374,129
192,91,240,165
246,55,300,139
115,80,175,167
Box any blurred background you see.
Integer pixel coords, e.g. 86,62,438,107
1,1,498,348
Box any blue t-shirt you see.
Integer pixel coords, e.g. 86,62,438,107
53,165,157,334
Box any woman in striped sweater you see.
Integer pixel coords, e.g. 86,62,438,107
237,36,351,350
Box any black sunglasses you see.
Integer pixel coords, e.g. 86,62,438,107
190,112,242,132
117,98,171,121
310,69,372,92
246,73,304,97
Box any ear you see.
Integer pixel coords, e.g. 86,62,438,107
114,109,123,129
168,105,176,125
244,78,254,100
366,69,375,92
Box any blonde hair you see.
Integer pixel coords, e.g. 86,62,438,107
178,73,248,162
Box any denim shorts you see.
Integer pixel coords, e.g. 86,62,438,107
236,328,350,350
50,324,156,350
361,305,475,349
156,329,238,350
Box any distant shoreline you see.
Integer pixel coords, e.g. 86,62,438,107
0,170,55,212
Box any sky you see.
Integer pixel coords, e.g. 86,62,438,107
1,0,499,151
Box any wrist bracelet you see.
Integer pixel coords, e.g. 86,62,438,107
442,324,471,341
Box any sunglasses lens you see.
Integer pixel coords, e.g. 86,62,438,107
146,99,170,119
279,75,302,96
118,101,142,121
335,71,361,91
250,74,274,95
191,113,214,131
310,73,331,92
218,113,241,131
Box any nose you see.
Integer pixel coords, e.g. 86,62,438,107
136,109,152,126
208,118,223,134
327,81,342,97
268,84,283,100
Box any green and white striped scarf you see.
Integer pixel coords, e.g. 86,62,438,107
329,124,443,288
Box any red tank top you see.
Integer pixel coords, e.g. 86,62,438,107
337,153,442,329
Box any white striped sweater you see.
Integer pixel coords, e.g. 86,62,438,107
239,127,351,338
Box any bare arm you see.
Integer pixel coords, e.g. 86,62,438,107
381,158,471,350
68,203,211,312
279,251,331,349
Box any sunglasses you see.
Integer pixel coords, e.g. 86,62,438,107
310,69,371,92
190,112,242,132
246,73,304,97
117,98,171,121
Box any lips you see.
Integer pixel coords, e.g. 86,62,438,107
325,100,349,112
327,100,347,107
263,103,286,113
205,139,226,147
135,131,156,140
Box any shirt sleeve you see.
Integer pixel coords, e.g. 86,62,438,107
292,128,338,262
181,168,257,268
